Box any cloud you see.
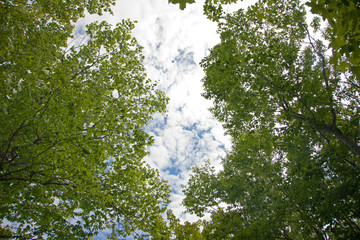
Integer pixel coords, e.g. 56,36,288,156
173,49,196,71
137,8,229,222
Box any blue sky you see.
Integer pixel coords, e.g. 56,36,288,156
76,0,254,237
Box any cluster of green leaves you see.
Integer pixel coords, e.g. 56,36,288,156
203,0,239,21
168,0,195,10
168,0,238,19
166,209,205,240
307,0,360,80
183,0,360,239
0,0,172,239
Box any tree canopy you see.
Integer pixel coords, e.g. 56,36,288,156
2,0,360,239
183,0,360,239
0,0,171,239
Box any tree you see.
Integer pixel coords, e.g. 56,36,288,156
1,1,171,239
183,0,360,239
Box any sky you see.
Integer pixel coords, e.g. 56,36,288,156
76,0,254,237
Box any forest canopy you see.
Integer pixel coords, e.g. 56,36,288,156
183,0,360,239
1,0,360,239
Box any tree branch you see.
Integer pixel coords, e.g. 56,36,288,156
320,125,360,156
1,120,27,167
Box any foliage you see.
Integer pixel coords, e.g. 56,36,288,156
183,0,360,239
0,0,171,239
168,0,195,10
306,0,360,80
203,0,239,21
166,209,205,240
168,0,239,19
